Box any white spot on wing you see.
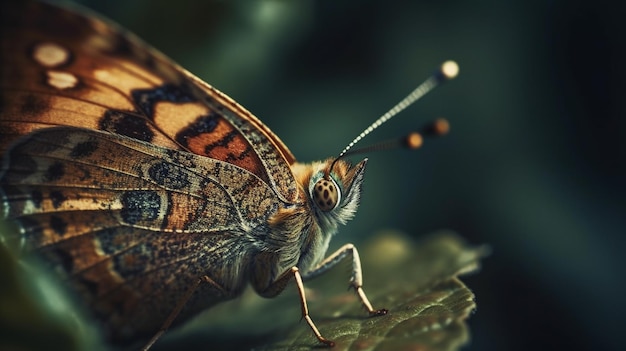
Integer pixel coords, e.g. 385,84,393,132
33,42,70,67
47,71,79,89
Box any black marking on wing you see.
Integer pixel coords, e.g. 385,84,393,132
99,110,155,142
147,161,190,190
174,113,220,148
119,190,161,225
131,83,196,118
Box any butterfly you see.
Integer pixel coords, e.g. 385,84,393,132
0,0,457,349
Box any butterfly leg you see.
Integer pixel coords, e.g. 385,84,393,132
302,243,388,316
256,266,335,347
141,275,226,351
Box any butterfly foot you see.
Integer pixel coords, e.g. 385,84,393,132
369,308,388,317
317,337,335,348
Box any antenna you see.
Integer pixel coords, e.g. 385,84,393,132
340,117,451,157
328,60,459,174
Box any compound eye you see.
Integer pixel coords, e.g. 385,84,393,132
312,177,340,212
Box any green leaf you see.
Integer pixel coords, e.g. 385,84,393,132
162,231,488,351
0,221,96,351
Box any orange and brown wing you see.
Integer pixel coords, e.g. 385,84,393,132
0,0,297,203
0,0,298,343
0,126,281,342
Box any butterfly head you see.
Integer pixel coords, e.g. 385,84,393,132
304,158,367,229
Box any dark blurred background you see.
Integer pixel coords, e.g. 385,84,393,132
67,0,625,350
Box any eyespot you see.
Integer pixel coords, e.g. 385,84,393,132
312,177,340,212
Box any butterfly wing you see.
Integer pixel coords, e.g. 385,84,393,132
0,0,298,203
1,126,280,341
0,0,297,343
